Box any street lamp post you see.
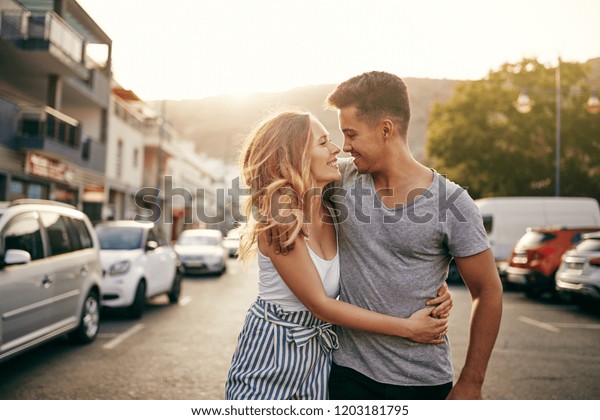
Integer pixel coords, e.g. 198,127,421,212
554,59,561,197
515,58,599,197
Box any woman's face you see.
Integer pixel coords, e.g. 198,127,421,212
309,117,341,187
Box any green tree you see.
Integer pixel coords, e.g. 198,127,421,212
426,58,600,201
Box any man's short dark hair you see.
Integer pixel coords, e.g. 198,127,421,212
326,71,410,136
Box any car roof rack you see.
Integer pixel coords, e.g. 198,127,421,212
9,199,76,209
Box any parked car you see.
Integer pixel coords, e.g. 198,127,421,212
475,197,600,265
0,199,102,362
95,221,183,318
223,230,240,258
556,232,600,308
175,229,227,275
505,226,600,298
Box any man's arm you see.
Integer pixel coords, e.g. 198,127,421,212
448,248,502,400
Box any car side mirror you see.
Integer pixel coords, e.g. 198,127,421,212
3,249,32,266
145,241,158,252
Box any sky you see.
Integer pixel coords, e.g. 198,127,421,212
77,0,600,101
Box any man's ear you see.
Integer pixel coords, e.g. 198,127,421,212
381,119,394,140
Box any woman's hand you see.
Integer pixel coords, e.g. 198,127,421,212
426,281,453,318
406,307,448,344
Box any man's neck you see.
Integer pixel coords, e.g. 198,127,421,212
371,147,434,207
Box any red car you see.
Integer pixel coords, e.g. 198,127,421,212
506,226,600,298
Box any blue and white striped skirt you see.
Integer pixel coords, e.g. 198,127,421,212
225,298,339,400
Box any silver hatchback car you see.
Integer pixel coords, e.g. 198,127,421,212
556,232,600,308
0,199,103,362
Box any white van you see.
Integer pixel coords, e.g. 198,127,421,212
475,197,600,264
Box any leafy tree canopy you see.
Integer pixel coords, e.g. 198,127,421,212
426,58,600,201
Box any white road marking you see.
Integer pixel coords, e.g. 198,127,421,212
102,323,145,349
553,322,600,330
178,296,192,306
518,316,561,333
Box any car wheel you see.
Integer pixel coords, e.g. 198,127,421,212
168,270,183,304
128,280,146,319
68,290,100,344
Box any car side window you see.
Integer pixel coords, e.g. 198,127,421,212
482,215,493,234
39,212,74,256
1,212,44,261
69,217,93,249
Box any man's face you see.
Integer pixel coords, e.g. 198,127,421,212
338,105,382,174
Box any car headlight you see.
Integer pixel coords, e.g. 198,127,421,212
109,260,131,275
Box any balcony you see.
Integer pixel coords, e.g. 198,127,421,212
16,105,106,172
1,10,88,79
17,106,82,162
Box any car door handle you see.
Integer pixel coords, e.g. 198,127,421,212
41,275,54,288
80,265,89,276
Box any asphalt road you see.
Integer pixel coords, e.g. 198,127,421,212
1,259,599,400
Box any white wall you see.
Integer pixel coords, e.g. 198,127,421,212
61,104,102,143
106,96,144,188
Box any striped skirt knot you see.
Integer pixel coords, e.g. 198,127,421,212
287,324,339,353
249,299,339,353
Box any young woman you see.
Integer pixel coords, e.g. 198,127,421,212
225,111,451,400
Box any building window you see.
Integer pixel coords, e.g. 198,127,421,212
10,179,24,197
82,137,91,160
116,139,123,179
9,179,49,201
133,148,139,168
28,183,42,199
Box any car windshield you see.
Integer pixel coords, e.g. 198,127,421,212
178,236,220,246
96,227,144,250
575,238,600,252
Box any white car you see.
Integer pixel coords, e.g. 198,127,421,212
556,232,600,309
95,221,183,318
223,231,240,258
175,229,227,275
1,199,102,362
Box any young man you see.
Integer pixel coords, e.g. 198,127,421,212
324,71,503,399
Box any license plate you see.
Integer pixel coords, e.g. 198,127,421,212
186,262,206,268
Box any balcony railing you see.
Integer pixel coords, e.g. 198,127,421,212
19,106,80,149
0,10,28,40
0,10,84,65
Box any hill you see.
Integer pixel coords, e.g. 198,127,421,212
157,78,461,163
156,57,600,165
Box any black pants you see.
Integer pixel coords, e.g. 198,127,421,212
328,362,453,400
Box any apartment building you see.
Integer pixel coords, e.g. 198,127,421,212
142,106,226,242
105,84,145,221
0,0,111,222
1,0,229,237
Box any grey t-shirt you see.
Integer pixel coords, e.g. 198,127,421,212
327,158,490,386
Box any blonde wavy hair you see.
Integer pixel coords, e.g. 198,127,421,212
237,111,317,263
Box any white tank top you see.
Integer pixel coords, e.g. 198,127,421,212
257,238,340,312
